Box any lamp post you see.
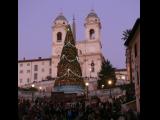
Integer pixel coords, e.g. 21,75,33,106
102,84,104,89
89,68,91,78
39,86,42,97
108,80,112,98
31,84,35,102
85,82,89,99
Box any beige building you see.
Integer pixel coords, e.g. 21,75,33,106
124,18,140,113
18,57,52,87
115,69,129,85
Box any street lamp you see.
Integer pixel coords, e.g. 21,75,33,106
108,80,112,98
89,68,91,78
102,84,104,89
31,84,35,88
31,84,35,102
39,86,42,97
85,82,89,99
39,86,42,90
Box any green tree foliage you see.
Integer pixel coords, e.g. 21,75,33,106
97,59,116,89
122,29,132,41
120,83,136,102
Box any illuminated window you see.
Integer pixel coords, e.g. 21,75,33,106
121,75,125,80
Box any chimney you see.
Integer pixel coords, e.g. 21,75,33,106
23,57,25,60
39,57,41,59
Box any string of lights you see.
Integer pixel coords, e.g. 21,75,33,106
61,54,79,62
55,68,82,80
64,41,75,48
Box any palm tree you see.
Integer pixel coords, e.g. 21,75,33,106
97,59,116,89
122,29,132,41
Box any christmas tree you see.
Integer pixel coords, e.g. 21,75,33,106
54,25,85,93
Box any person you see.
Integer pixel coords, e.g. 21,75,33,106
67,109,72,120
125,108,138,120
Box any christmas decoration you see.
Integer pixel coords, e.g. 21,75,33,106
54,25,85,93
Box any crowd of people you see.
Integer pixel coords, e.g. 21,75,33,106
18,95,139,120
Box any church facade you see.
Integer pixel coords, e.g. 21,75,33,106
18,10,103,93
18,10,127,94
51,10,103,79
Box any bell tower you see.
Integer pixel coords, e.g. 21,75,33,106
51,13,68,78
84,9,101,42
52,12,68,57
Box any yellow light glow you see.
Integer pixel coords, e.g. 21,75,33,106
31,84,35,88
85,82,89,86
108,80,112,85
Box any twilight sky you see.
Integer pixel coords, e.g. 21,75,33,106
18,0,140,69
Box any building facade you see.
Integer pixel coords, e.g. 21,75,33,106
18,57,52,87
115,69,129,86
51,10,103,79
18,10,104,93
18,10,128,95
124,18,140,113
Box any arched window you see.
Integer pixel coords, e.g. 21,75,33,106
89,29,95,39
57,32,62,42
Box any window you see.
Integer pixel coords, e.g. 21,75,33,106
20,79,22,83
89,29,95,39
27,78,30,83
42,68,44,72
49,61,52,66
20,70,23,74
121,75,125,80
34,65,38,71
134,43,137,57
20,64,23,67
34,73,38,80
137,71,139,85
63,21,65,24
79,50,82,55
27,70,30,73
57,32,62,42
49,68,52,74
27,63,30,66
